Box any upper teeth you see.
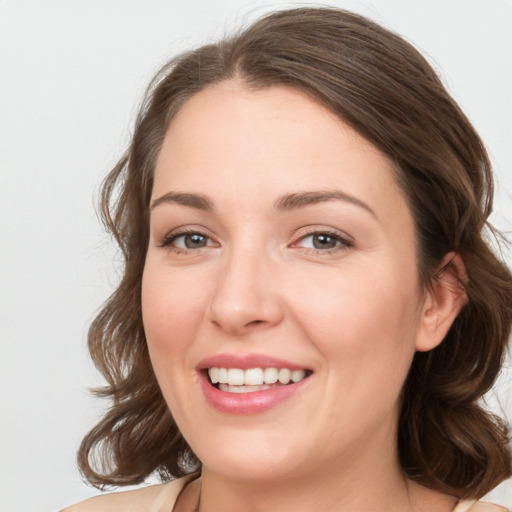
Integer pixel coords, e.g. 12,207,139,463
208,367,306,386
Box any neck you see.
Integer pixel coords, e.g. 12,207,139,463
194,444,457,512
183,409,458,512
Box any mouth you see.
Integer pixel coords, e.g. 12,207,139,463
206,367,313,394
198,355,313,414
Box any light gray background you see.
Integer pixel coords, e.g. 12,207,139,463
1,1,511,511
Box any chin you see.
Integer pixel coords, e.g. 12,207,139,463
189,428,308,482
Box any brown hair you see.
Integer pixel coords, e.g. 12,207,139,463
78,7,512,498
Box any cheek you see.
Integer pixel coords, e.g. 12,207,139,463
287,261,422,381
287,263,421,441
141,263,210,367
141,263,213,429
294,262,419,332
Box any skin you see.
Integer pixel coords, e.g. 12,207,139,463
142,81,466,512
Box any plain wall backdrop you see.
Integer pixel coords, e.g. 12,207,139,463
1,1,511,511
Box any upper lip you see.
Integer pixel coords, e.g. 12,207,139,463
197,353,310,371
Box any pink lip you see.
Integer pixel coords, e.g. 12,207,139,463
199,374,310,415
197,353,308,371
196,353,312,415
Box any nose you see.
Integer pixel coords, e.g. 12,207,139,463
207,246,284,336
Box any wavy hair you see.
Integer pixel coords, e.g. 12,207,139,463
78,7,512,498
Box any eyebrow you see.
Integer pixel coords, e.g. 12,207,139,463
150,189,375,217
151,192,214,211
275,190,376,217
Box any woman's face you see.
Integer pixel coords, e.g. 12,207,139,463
142,82,431,482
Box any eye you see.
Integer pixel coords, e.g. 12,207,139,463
175,233,209,249
294,231,353,252
159,230,217,251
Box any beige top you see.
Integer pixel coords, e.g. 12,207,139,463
62,477,509,512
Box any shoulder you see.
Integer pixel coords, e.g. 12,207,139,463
61,477,190,512
453,499,510,512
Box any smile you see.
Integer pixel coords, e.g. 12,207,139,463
197,356,313,414
208,367,308,392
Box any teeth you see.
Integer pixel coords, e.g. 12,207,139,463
218,368,228,384
209,367,219,384
207,367,308,387
244,368,264,385
278,368,291,384
263,367,278,384
218,384,271,393
291,369,306,382
227,368,245,385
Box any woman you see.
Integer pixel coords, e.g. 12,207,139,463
63,7,511,512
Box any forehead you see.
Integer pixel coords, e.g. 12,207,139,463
152,81,406,218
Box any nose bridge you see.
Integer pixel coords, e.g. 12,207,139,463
207,235,283,335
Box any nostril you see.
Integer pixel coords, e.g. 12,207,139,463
207,288,284,335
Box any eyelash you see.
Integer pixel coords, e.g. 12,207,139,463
158,229,218,254
158,229,354,255
293,230,354,254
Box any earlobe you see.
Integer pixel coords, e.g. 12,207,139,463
415,252,468,352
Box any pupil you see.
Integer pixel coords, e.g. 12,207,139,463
313,234,336,249
185,234,206,248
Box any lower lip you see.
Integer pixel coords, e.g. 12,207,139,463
199,374,310,415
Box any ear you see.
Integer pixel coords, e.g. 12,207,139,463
415,252,468,352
